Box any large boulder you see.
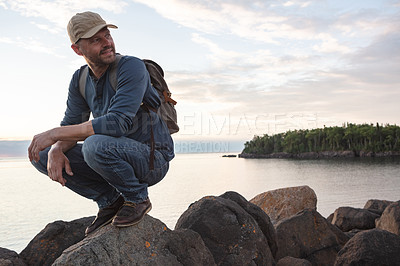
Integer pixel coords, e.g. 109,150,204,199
277,256,312,266
219,191,278,259
331,207,379,232
375,201,400,235
275,209,349,265
54,215,215,265
19,216,94,266
0,247,26,266
363,199,394,215
175,194,275,265
250,186,317,224
334,229,400,266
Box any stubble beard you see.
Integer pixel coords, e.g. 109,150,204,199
85,44,116,68
98,45,116,66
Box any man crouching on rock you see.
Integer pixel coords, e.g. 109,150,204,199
28,11,174,236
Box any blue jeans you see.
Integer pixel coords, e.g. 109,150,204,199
31,135,169,209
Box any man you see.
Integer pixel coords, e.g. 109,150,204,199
28,11,174,235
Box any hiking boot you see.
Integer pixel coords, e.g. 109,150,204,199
85,195,124,236
112,198,152,227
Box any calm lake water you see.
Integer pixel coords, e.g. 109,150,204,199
1,153,399,253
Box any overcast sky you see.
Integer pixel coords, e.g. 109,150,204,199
1,0,399,141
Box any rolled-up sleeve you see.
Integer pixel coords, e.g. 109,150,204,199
91,57,150,137
61,70,91,126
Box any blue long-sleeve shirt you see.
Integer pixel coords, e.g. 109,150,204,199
61,55,174,161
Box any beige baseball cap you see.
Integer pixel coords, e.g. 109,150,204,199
67,11,117,44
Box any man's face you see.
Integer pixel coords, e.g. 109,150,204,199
77,27,116,67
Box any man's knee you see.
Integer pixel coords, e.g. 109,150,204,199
82,135,112,165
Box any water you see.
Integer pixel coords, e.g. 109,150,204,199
1,154,399,253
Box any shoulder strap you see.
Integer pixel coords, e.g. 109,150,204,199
109,54,123,91
79,66,89,100
78,54,123,99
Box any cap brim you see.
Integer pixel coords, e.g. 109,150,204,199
80,24,118,40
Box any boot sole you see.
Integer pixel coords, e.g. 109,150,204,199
85,215,116,236
112,204,152,228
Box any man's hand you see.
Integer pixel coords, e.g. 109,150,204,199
28,121,94,163
47,146,73,186
28,129,57,162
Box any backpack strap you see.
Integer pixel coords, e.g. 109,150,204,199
108,54,123,91
78,54,123,99
79,65,89,100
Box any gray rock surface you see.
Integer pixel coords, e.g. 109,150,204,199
54,215,215,265
334,229,400,266
276,256,312,266
375,200,400,235
363,199,394,215
19,216,93,266
176,195,275,265
250,185,317,224
219,191,278,259
331,206,379,232
275,209,349,265
0,247,26,266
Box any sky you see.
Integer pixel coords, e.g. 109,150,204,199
0,0,399,142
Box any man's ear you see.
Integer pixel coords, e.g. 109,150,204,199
71,43,83,56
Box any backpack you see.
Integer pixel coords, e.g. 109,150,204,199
78,54,179,134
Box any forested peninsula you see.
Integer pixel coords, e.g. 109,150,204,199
240,123,400,159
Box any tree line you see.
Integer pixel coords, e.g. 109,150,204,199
242,123,400,155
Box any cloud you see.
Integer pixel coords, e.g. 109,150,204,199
283,1,311,8
0,36,65,57
2,0,128,30
132,0,312,44
30,22,61,34
0,1,7,9
168,13,400,132
313,33,351,53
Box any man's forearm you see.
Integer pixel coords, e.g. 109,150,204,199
52,121,95,142
29,121,95,162
50,140,78,154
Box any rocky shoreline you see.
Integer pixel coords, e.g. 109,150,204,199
239,150,400,159
1,185,399,265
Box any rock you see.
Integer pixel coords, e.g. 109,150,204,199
358,150,374,157
158,228,215,266
19,216,93,266
374,151,400,157
219,191,278,259
0,247,26,266
317,151,355,158
364,199,394,215
344,228,364,238
375,201,400,235
295,152,319,159
275,209,349,265
175,195,275,265
239,152,293,159
331,207,380,232
277,256,312,266
54,215,215,265
334,229,400,266
250,185,317,224
239,151,356,159
326,213,334,223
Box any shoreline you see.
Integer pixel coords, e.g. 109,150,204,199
239,150,400,159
